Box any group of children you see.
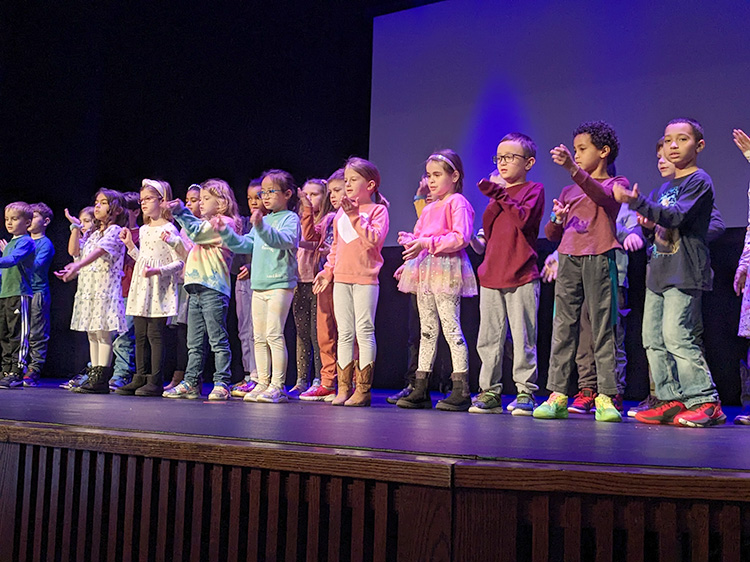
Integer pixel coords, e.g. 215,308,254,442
1,119,748,428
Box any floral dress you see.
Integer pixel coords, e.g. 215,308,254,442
70,225,127,333
125,223,184,318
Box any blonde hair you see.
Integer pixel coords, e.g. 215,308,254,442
200,178,241,232
344,157,389,208
141,178,174,224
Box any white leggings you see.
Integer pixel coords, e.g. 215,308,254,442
333,283,379,368
252,288,295,388
87,330,114,367
416,292,468,373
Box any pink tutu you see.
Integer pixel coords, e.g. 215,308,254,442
398,250,477,297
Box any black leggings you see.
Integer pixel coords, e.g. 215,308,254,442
133,316,168,379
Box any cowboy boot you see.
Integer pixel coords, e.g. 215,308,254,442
345,362,373,407
331,361,355,406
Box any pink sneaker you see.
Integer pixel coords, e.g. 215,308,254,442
300,384,336,402
231,380,257,397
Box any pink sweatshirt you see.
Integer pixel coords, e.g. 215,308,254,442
412,193,473,255
322,202,389,285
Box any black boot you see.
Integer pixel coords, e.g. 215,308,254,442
436,371,471,411
135,374,164,397
396,372,432,409
387,369,416,404
116,374,148,395
77,366,111,394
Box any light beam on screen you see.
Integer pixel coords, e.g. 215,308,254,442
371,0,750,247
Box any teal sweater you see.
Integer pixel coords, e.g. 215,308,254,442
219,210,300,291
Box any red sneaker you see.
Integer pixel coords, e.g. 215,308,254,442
568,388,596,414
634,400,687,425
613,394,624,413
674,402,727,428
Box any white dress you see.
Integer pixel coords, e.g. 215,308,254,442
70,225,127,333
125,223,184,318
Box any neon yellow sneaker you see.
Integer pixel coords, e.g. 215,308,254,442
532,392,568,419
594,394,622,423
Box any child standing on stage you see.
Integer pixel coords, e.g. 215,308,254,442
162,184,200,390
534,121,627,423
162,179,239,401
0,202,35,389
289,178,334,399
313,157,389,407
614,118,724,427
117,179,183,396
733,128,750,425
301,170,343,401
56,189,128,393
214,170,300,404
23,203,55,386
230,178,264,397
468,133,545,416
395,150,476,411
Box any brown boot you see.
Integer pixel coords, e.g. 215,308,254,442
164,370,184,391
345,363,373,407
332,361,355,406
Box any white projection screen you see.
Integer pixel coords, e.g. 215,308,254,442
369,0,750,245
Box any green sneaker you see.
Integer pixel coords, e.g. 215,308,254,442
468,390,503,414
533,392,568,419
594,394,622,423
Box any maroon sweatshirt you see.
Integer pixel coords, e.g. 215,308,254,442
477,179,545,290
544,168,625,256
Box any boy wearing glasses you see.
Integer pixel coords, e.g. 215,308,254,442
534,121,627,422
469,133,545,415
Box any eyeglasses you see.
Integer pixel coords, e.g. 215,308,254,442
140,195,160,204
493,153,528,165
260,189,280,197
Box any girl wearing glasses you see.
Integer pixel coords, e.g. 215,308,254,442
117,179,183,396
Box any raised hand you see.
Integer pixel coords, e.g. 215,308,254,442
393,264,405,281
119,227,133,247
298,188,312,208
163,199,185,214
341,196,360,218
249,209,263,227
613,182,639,204
210,215,228,232
550,144,575,171
64,208,82,227
551,198,570,223
734,129,750,159
0,239,7,252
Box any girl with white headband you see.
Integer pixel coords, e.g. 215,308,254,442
396,149,477,411
117,179,184,396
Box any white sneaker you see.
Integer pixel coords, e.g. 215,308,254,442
208,383,230,401
243,382,269,402
256,385,289,403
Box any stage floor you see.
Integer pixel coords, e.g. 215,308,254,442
1,381,749,473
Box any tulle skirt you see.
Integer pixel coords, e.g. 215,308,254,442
398,251,478,298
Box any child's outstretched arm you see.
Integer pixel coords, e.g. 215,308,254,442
214,214,254,254
343,198,389,248
616,180,714,230
64,208,83,257
0,237,35,269
55,246,106,282
551,145,624,205
254,212,300,250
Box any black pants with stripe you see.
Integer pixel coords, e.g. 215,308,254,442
0,295,31,375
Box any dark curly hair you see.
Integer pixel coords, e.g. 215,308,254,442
573,121,620,174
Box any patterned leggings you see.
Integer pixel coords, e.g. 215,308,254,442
293,282,322,384
416,292,468,373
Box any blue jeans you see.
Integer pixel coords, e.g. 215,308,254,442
642,288,718,408
112,297,135,382
185,285,231,387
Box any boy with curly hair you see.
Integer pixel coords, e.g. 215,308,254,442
534,121,628,422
